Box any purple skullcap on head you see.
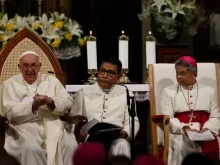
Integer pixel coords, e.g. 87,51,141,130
133,154,165,165
72,142,107,165
178,56,197,68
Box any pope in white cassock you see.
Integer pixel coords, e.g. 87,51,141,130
1,51,78,165
71,57,140,159
161,56,220,165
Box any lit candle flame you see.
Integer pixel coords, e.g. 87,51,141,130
89,30,92,36
149,31,151,35
122,30,124,35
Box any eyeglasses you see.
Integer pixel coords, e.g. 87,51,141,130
98,68,118,77
21,64,40,71
176,71,188,77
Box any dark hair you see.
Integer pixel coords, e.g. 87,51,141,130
175,60,197,73
100,57,122,73
108,156,131,165
182,153,215,165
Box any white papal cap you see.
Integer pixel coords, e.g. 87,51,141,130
20,51,39,59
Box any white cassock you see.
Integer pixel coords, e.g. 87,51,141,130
71,83,140,158
161,82,220,165
1,73,78,165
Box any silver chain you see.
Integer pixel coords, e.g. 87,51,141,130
179,82,199,123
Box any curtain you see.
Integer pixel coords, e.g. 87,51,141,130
43,0,72,17
3,0,72,17
5,0,38,17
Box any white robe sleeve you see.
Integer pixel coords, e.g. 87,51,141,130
50,77,73,116
202,89,220,135
123,91,140,138
1,81,37,123
70,89,86,116
161,88,188,135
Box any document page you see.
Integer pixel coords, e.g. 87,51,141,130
187,130,215,141
80,118,99,133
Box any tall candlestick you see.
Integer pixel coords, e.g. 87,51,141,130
86,30,97,70
86,30,97,84
118,30,130,84
119,30,129,69
145,31,156,84
146,31,156,69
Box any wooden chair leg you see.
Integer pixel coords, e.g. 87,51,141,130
163,116,170,165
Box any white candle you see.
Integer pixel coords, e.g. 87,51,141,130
146,32,156,68
119,31,129,69
86,31,97,69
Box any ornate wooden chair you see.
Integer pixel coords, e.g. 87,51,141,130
148,63,220,165
0,28,87,141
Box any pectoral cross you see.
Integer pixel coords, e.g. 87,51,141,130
188,110,196,124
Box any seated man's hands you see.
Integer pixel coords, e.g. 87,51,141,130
200,128,209,133
32,94,55,113
182,126,199,136
200,128,216,136
183,127,216,136
44,95,55,111
60,114,88,124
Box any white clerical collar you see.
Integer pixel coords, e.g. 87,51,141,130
103,88,110,93
181,81,197,90
97,83,115,94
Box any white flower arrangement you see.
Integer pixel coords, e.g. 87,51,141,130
0,12,86,48
139,0,208,40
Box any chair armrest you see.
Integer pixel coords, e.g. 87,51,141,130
0,115,9,148
0,115,9,131
151,115,170,165
60,113,88,125
60,113,88,143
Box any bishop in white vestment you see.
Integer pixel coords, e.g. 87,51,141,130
1,51,78,165
161,56,220,165
71,58,140,158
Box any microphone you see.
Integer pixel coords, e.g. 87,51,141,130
120,84,131,115
118,84,136,160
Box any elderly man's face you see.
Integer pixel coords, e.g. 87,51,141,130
175,66,196,86
18,54,41,84
97,62,121,89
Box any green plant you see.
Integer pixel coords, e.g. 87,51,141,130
138,0,208,40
